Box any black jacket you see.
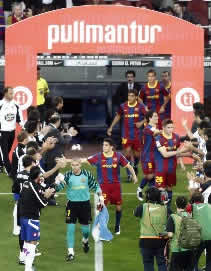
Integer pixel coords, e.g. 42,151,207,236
12,170,29,194
10,143,26,180
44,124,71,158
19,180,48,220
114,82,141,106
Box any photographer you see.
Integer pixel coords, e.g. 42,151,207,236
167,196,195,271
134,187,168,271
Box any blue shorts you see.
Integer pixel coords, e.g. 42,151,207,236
20,218,40,241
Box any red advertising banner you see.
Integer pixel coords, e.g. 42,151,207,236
5,5,204,136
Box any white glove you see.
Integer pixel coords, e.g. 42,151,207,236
55,173,65,185
137,187,143,201
71,144,81,151
99,195,105,206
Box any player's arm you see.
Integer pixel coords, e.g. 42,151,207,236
107,113,121,136
159,87,170,113
54,171,69,192
157,145,186,158
87,170,102,195
44,79,50,95
135,119,145,129
43,157,66,179
178,157,186,171
181,119,194,140
138,89,148,111
125,163,138,184
87,171,104,205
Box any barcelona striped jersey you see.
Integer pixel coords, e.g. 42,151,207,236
141,125,157,163
118,101,146,140
155,132,180,173
139,80,168,113
88,151,128,184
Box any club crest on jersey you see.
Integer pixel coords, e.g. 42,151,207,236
135,108,139,112
155,88,159,93
113,157,117,162
5,113,15,121
81,178,86,183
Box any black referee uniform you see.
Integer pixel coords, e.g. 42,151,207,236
0,98,24,174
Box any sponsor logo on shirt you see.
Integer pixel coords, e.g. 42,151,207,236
5,113,15,121
102,164,117,168
81,178,86,183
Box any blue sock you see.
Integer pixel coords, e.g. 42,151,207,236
140,178,148,189
167,191,173,207
67,224,76,249
80,225,90,240
134,157,139,168
115,210,122,228
148,177,155,187
126,157,132,177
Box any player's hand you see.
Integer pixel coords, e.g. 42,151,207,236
187,171,196,181
44,188,55,199
107,127,112,136
182,118,188,128
68,127,78,137
99,195,105,206
133,175,138,184
55,173,65,185
180,163,186,171
153,129,161,136
56,156,67,168
192,153,201,162
135,122,143,129
159,106,165,114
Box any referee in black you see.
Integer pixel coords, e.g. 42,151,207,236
0,87,24,175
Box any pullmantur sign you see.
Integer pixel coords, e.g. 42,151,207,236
5,5,204,135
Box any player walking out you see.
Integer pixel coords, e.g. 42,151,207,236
107,89,146,180
55,158,103,261
82,138,138,234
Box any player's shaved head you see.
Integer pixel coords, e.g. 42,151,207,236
71,157,81,163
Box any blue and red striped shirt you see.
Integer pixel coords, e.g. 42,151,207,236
87,151,128,184
118,101,146,140
141,125,157,163
139,81,168,113
154,133,180,173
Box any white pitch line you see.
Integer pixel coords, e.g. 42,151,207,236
0,192,188,196
94,194,103,271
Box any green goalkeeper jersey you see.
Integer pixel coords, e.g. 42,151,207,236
55,169,101,202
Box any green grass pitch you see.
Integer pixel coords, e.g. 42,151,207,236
0,165,205,271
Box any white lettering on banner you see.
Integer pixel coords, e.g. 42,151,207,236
48,21,162,50
176,88,200,112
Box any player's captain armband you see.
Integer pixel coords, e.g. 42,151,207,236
122,138,128,145
148,163,152,169
156,140,162,148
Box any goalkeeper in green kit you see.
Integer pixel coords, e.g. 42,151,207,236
55,158,103,261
